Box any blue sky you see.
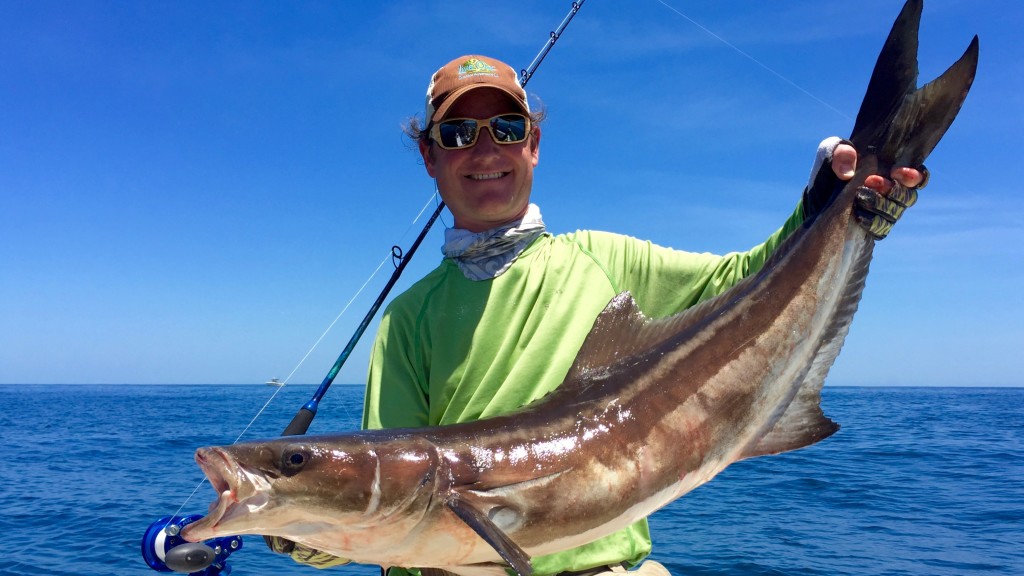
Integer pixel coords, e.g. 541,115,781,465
2,0,1020,387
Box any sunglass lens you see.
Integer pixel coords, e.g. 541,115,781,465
435,115,528,149
491,115,527,142
438,120,478,149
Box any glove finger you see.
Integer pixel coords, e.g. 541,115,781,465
801,137,852,222
915,165,930,190
887,182,919,209
855,187,900,224
854,208,892,240
290,543,352,568
265,535,295,554
856,183,920,220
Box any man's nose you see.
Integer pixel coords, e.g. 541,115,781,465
472,127,502,153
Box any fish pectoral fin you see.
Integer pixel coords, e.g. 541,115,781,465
445,494,532,576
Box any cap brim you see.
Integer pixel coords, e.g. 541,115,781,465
430,84,529,123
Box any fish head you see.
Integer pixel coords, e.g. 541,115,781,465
180,435,381,543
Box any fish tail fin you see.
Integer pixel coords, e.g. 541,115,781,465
849,0,979,171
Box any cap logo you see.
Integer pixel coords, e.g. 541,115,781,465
458,58,498,80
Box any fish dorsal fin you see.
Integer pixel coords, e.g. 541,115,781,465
563,292,650,380
565,288,752,383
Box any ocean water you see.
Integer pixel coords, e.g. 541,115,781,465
0,384,1020,576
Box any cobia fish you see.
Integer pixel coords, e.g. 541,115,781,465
181,2,978,574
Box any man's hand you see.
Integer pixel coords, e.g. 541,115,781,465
265,535,351,568
804,137,929,239
831,142,927,189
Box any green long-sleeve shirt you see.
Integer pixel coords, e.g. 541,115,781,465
362,204,804,575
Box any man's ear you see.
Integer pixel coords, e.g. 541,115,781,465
419,139,436,177
530,125,541,166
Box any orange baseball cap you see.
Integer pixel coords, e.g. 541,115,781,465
425,55,529,123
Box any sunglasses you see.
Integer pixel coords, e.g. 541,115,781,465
429,114,531,150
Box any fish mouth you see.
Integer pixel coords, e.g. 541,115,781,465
180,447,270,542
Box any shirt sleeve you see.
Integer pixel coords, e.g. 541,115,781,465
576,202,805,319
681,201,805,302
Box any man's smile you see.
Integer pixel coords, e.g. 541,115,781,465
468,171,509,181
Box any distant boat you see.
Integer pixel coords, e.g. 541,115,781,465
265,378,283,387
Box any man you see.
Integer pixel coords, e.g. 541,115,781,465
274,54,925,575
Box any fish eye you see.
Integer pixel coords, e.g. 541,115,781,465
281,446,311,476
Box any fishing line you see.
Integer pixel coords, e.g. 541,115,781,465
269,191,442,396
654,0,852,121
161,191,443,518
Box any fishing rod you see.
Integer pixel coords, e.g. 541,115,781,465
280,203,443,436
141,2,586,574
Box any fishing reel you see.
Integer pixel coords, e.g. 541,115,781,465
142,515,242,575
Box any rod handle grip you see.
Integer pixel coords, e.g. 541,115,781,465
282,407,315,436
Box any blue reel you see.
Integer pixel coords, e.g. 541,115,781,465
142,515,242,575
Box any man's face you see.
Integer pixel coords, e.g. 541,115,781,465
419,87,540,233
